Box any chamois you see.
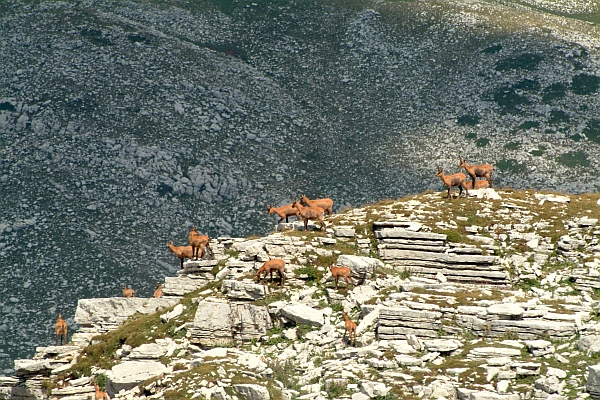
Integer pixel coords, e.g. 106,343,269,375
167,242,194,269
55,313,68,346
458,156,494,188
342,312,357,346
93,382,109,400
256,259,286,286
300,194,334,215
463,179,490,190
435,166,469,199
153,284,163,298
328,264,354,290
292,199,326,231
267,204,301,224
189,225,212,260
123,285,135,298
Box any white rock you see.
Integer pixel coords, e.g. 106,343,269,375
233,384,270,400
129,343,168,359
423,339,461,353
280,303,324,327
360,381,389,398
486,303,524,319
105,361,167,396
161,304,184,323
547,367,567,379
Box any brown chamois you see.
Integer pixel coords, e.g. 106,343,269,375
167,242,194,269
256,259,286,286
123,285,135,298
435,166,469,199
153,284,163,298
267,204,301,224
463,179,490,190
93,382,109,400
458,156,494,188
342,312,357,346
300,194,334,215
291,199,326,231
189,225,212,260
328,264,354,289
55,313,68,346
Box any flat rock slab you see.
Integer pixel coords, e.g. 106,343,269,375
50,385,96,397
74,297,180,326
13,359,52,375
468,391,520,400
486,304,524,319
280,303,325,327
106,361,168,396
468,347,522,359
423,339,461,353
222,280,267,300
375,228,446,240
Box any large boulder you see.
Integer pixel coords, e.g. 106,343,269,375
587,364,600,399
105,361,168,396
190,298,271,347
336,255,383,284
233,384,270,400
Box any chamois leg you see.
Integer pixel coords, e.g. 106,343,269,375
56,334,58,346
180,257,184,269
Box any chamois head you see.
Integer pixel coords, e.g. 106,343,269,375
267,205,274,214
457,156,466,167
435,166,443,177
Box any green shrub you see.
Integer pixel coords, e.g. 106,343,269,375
557,151,590,167
572,73,600,95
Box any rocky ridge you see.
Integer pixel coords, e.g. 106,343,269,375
2,188,600,400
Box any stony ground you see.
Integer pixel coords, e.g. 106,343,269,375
3,188,600,400
3,0,600,372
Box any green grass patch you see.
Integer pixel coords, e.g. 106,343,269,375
583,119,600,144
572,73,600,95
519,120,540,130
495,53,543,71
496,159,527,174
557,151,590,168
475,138,490,147
457,114,480,126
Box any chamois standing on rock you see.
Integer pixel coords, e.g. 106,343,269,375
458,156,494,188
267,204,301,224
167,242,194,269
292,199,326,231
256,258,286,286
55,313,68,346
435,166,469,199
189,225,212,260
300,194,333,215
123,286,135,298
342,312,357,346
329,264,354,290
153,284,163,298
93,382,109,400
